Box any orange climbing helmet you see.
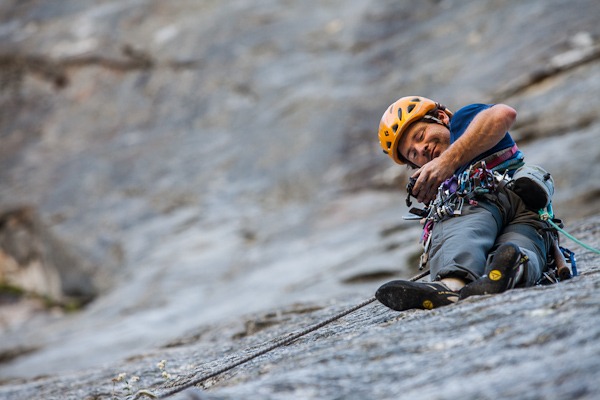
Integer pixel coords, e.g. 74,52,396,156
378,96,453,164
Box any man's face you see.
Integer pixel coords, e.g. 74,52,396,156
397,111,451,167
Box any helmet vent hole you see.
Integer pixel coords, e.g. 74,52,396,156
397,108,402,121
411,97,421,102
391,124,398,133
407,104,416,113
386,141,392,149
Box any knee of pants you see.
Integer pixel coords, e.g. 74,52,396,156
428,204,500,282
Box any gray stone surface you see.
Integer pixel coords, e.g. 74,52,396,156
0,0,599,398
0,206,95,303
0,217,598,400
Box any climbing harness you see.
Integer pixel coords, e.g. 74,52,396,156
407,162,508,270
407,161,504,225
406,161,592,283
134,269,431,399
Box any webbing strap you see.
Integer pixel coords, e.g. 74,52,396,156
483,144,518,169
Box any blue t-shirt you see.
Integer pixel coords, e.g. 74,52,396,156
450,103,521,175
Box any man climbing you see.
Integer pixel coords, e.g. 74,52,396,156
375,96,555,311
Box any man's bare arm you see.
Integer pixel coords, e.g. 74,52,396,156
442,104,517,170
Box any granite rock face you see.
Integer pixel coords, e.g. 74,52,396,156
0,217,599,399
0,0,599,398
0,206,95,303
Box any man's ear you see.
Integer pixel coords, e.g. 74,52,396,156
437,109,451,125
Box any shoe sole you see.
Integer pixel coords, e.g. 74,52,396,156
376,280,458,311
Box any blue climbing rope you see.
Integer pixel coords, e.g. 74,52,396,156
539,209,600,255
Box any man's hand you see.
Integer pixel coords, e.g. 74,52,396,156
410,156,456,204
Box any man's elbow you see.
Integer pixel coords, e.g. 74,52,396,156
493,104,517,130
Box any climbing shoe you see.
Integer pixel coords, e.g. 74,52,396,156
375,280,459,311
459,242,525,300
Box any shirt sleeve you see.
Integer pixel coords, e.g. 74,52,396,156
449,103,492,144
449,103,517,173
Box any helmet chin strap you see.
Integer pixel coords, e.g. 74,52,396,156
422,102,453,129
421,114,449,129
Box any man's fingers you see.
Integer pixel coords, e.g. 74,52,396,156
417,182,433,204
419,188,435,204
416,176,441,204
412,168,428,195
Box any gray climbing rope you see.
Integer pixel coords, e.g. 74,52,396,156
135,269,430,399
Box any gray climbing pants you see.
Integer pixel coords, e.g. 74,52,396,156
428,185,552,286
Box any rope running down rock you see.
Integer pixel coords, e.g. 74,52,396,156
135,269,431,399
